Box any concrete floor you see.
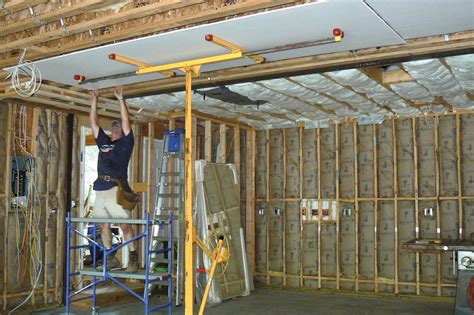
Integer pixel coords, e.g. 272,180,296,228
31,288,454,315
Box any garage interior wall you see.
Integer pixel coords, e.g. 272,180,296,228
254,112,474,297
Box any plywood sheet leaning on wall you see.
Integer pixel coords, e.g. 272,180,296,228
197,162,246,300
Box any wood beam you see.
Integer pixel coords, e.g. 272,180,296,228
246,129,256,273
105,32,474,98
0,0,48,16
0,0,205,54
204,120,212,162
363,68,413,85
219,124,226,163
0,0,115,37
0,0,295,65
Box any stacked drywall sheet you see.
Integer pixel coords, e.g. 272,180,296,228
194,161,249,304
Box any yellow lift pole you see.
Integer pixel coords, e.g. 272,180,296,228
109,34,265,315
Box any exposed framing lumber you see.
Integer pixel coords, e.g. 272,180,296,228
373,124,379,293
204,120,212,162
363,68,413,85
392,118,399,295
316,128,322,289
434,116,442,296
456,114,463,240
245,129,256,273
146,122,155,213
0,0,206,54
0,0,296,66
353,122,359,291
219,124,226,163
0,0,115,37
97,32,474,98
412,118,420,295
298,126,303,287
42,109,51,304
335,124,340,290
283,129,287,286
2,103,13,311
0,0,48,16
233,127,240,185
265,129,270,284
172,110,252,130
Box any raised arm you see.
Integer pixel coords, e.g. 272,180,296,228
89,90,100,138
114,85,131,136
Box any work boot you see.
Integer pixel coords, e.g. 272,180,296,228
97,256,122,271
126,252,138,273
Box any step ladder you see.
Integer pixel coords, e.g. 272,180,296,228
149,130,185,306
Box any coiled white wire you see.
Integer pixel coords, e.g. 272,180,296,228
7,49,42,97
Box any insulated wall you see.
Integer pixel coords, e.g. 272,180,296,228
254,113,474,298
1,104,71,311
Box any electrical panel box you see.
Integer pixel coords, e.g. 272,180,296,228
10,157,35,209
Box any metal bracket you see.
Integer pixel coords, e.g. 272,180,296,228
29,6,44,26
60,18,71,35
88,29,101,46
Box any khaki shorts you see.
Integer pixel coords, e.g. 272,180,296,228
93,186,131,219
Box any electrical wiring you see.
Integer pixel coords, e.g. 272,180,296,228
6,49,42,98
8,105,43,315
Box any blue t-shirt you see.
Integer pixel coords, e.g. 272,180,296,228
93,128,134,191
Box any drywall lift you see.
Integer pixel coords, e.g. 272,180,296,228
103,30,343,314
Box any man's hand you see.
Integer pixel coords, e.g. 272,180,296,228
114,85,124,100
89,89,99,99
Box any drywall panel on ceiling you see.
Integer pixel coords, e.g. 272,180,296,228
366,0,474,39
4,1,404,89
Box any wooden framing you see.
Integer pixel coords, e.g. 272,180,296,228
219,124,226,163
245,129,256,273
2,103,13,311
456,114,463,240
255,112,472,300
316,128,322,289
412,118,420,295
204,120,212,162
265,130,270,284
233,127,240,184
434,116,442,296
146,122,155,213
335,124,340,290
373,124,379,293
282,129,287,286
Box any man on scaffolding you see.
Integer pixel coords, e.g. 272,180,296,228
89,85,138,273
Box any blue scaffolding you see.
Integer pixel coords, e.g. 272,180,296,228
65,212,173,314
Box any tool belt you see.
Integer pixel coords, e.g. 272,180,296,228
98,175,139,211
